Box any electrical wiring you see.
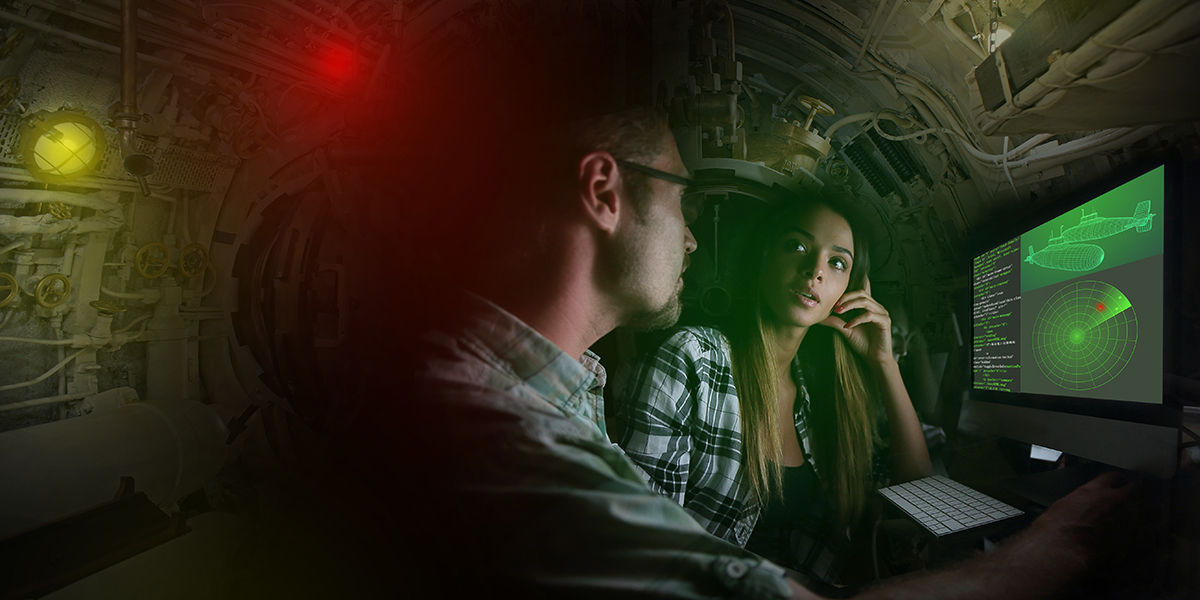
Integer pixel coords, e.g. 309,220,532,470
1001,136,1019,198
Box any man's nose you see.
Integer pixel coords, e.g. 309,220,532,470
684,226,698,254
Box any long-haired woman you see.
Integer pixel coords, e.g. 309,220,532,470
613,196,931,587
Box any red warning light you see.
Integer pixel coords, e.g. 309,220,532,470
1096,302,1106,312
318,45,357,83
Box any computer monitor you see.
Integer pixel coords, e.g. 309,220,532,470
965,161,1188,479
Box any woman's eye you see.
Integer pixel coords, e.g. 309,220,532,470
782,239,806,253
831,257,848,271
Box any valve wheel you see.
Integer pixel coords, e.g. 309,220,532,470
793,95,834,117
0,272,17,308
134,242,171,279
178,243,209,278
89,299,127,316
35,273,71,308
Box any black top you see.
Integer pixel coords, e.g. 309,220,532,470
745,463,851,585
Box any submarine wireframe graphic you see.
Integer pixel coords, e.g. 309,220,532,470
1047,200,1155,245
1025,201,1154,272
1025,243,1106,272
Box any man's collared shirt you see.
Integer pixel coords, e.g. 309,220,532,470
406,293,795,599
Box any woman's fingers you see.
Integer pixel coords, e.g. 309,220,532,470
841,309,889,331
834,294,888,319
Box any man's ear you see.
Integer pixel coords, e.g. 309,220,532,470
577,151,622,233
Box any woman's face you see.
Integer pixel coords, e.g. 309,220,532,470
759,204,856,329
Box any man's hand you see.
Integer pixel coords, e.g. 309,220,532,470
1020,471,1141,570
1002,469,1170,600
852,470,1160,600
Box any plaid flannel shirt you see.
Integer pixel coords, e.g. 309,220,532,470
612,326,889,584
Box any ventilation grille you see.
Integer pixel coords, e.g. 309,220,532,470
843,138,895,198
867,127,922,184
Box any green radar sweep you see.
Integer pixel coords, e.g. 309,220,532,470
1031,281,1138,391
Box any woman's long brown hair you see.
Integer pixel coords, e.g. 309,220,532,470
725,197,878,524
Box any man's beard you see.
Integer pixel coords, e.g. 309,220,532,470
625,292,682,331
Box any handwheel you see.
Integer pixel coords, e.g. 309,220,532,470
134,242,171,279
178,244,209,279
0,272,17,308
35,273,71,308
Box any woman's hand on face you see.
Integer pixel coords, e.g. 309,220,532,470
819,278,895,365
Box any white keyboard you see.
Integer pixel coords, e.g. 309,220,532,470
878,475,1023,537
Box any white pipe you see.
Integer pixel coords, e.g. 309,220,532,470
872,0,907,55
0,336,73,346
978,0,1190,132
0,392,90,413
0,349,84,392
0,400,227,539
942,0,987,60
824,110,911,141
0,214,122,235
828,109,1055,166
101,285,152,301
0,240,25,259
114,313,153,334
0,189,121,213
0,8,177,68
854,0,891,67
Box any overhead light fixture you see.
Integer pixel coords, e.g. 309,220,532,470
991,24,1014,50
18,109,108,183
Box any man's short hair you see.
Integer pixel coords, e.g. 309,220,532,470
569,106,672,218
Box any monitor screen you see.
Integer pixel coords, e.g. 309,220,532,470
972,164,1165,405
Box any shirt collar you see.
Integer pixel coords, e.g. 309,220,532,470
451,292,606,413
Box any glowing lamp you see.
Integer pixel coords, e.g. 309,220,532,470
318,45,357,83
19,109,107,183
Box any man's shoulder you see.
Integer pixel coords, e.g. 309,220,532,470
660,325,730,358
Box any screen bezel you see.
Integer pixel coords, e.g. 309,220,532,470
969,157,1183,429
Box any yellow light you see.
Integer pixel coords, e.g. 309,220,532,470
19,109,107,183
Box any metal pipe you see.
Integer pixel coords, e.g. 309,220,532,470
870,0,907,59
0,400,227,539
0,240,26,259
854,0,889,68
0,336,73,346
0,9,177,69
0,392,89,413
0,189,121,214
23,0,343,97
0,349,85,392
262,0,359,45
117,0,155,195
121,0,137,119
943,0,987,60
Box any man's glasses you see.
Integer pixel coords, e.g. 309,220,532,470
615,159,704,225
615,159,694,187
